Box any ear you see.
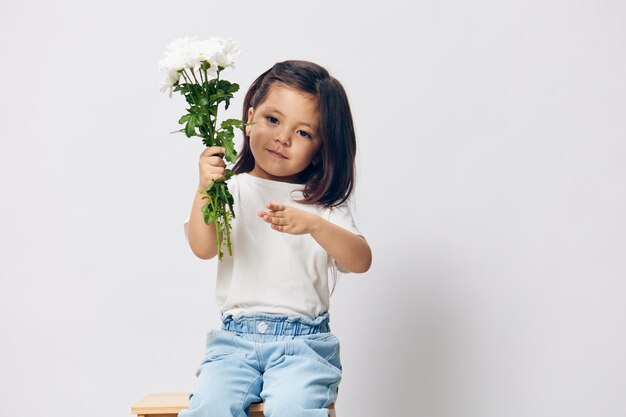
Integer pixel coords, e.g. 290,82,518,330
245,107,254,136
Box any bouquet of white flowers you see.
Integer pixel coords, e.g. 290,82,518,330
159,36,244,260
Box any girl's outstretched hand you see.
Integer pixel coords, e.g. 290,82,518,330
257,201,320,235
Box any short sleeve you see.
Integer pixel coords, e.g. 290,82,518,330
327,199,364,238
327,199,366,273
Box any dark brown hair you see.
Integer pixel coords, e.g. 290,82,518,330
233,60,357,207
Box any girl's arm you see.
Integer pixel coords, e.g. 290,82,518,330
309,218,372,274
186,146,226,260
186,187,221,259
258,201,372,273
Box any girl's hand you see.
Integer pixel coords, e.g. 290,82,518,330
198,146,226,189
257,201,320,235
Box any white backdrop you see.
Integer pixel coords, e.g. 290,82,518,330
1,1,625,416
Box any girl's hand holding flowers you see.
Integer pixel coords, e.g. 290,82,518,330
257,201,321,235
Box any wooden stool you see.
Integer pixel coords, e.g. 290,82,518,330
131,392,336,417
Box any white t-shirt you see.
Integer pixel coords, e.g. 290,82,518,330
184,172,364,319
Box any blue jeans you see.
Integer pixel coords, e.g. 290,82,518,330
178,312,342,417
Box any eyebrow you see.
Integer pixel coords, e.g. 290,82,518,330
265,107,317,130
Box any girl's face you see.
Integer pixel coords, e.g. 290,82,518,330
245,83,322,183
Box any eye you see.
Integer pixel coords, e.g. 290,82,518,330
297,130,311,138
266,116,278,124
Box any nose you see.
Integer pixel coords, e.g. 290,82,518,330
274,133,291,146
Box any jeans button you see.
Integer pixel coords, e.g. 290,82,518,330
257,322,269,333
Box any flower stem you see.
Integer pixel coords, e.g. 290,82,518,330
190,68,200,84
204,66,211,112
214,69,220,144
181,69,192,84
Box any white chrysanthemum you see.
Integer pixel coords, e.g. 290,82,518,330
159,36,240,93
211,38,241,69
159,36,198,72
188,38,220,77
159,70,182,97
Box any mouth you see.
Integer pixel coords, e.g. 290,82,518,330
267,149,288,159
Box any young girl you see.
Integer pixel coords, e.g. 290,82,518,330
180,60,372,417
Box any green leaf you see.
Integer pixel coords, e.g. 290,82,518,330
198,124,207,135
205,212,216,223
185,117,196,137
223,136,237,163
224,130,235,141
221,119,244,129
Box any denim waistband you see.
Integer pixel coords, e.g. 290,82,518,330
220,311,330,336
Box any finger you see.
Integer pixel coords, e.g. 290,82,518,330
269,217,285,225
271,224,285,232
257,212,272,223
202,146,226,157
267,201,284,211
204,165,225,176
206,156,226,167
